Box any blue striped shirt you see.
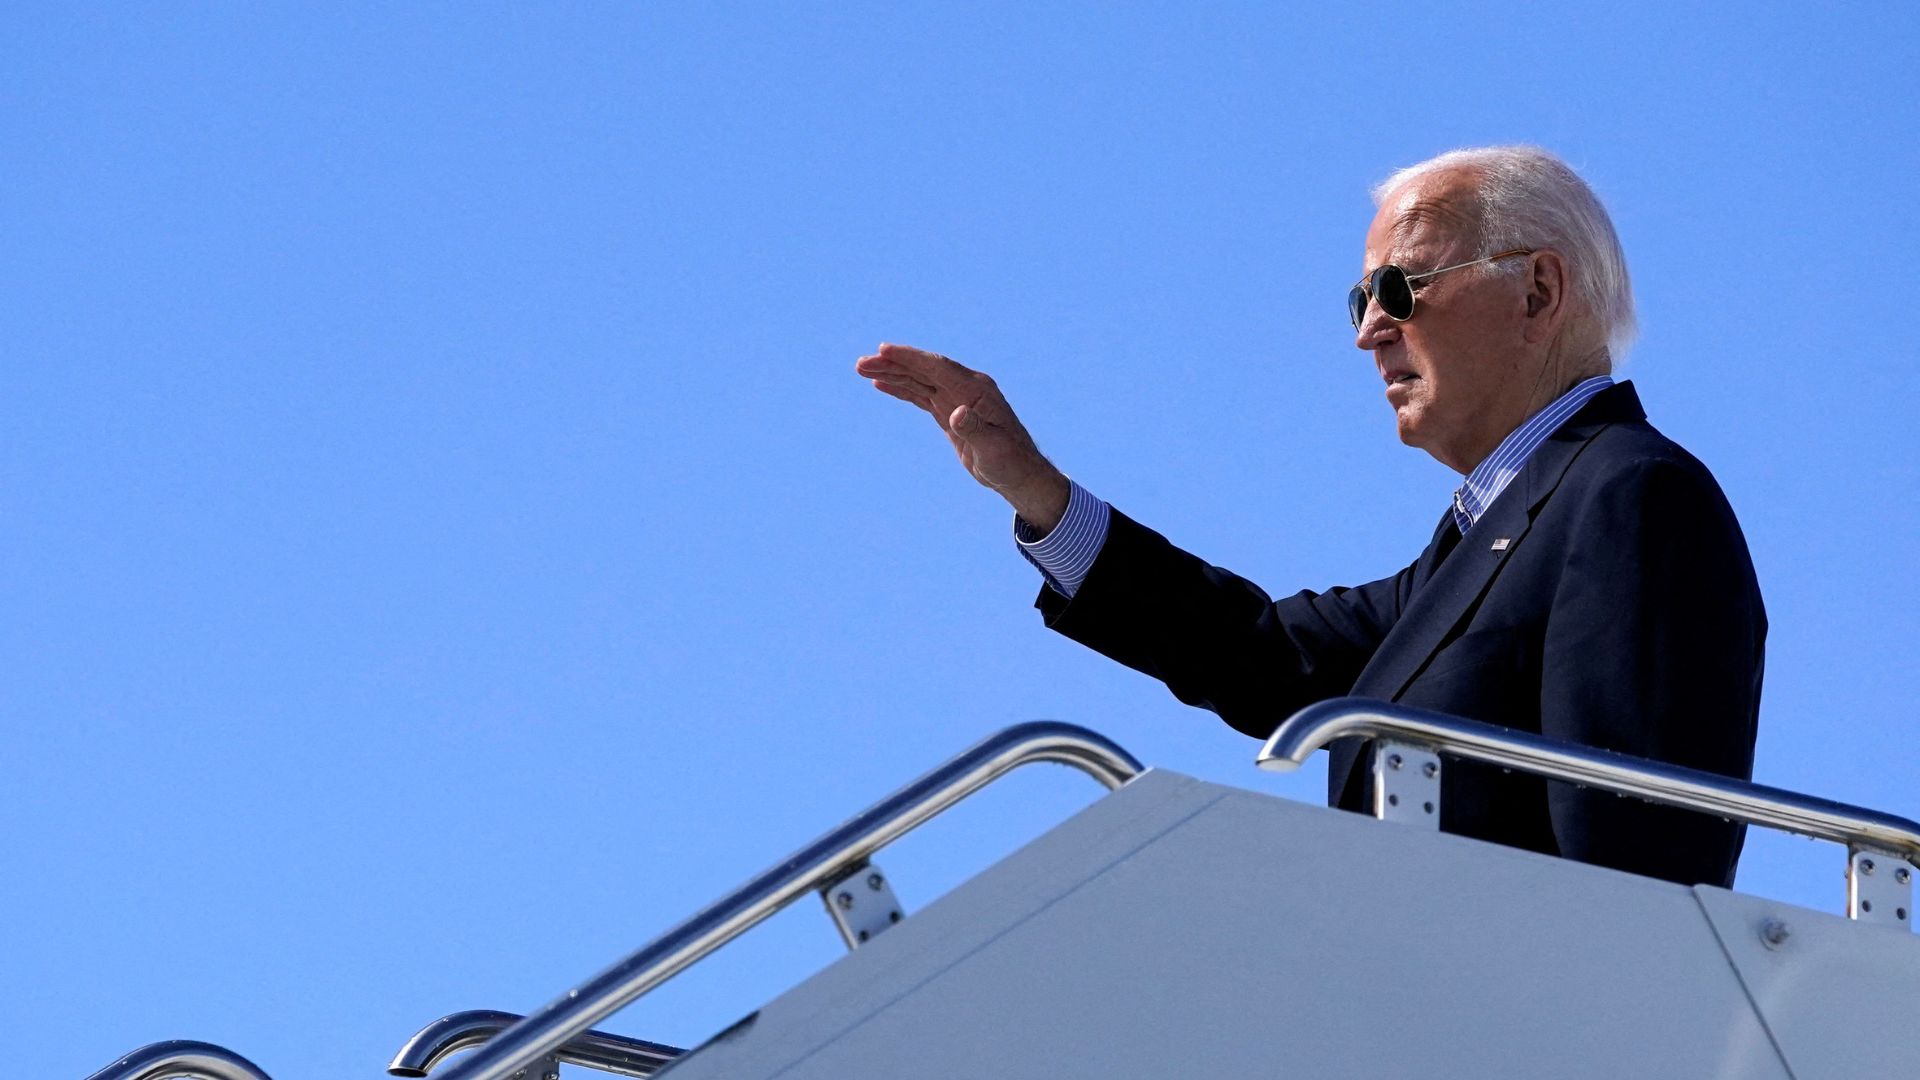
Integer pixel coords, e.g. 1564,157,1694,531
1014,477,1110,597
1450,375,1614,533
1017,375,1615,598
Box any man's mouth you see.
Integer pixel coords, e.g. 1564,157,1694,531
1384,371,1420,385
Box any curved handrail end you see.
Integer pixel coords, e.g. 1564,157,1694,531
1252,698,1920,868
388,1009,681,1078
83,1041,274,1080
1255,697,1384,771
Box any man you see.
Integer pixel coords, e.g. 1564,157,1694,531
855,146,1764,888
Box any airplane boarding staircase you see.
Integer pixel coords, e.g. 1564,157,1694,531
83,700,1920,1080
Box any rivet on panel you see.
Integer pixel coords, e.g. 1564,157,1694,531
1759,918,1790,949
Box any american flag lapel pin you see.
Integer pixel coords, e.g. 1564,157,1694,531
1491,537,1511,551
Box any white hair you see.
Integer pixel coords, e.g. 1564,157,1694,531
1373,146,1637,359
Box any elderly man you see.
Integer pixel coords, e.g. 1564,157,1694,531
856,146,1764,888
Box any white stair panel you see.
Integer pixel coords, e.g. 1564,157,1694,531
659,770,1795,1079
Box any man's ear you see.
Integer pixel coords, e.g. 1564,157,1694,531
1521,249,1569,342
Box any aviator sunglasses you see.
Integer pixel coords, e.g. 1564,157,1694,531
1347,248,1533,331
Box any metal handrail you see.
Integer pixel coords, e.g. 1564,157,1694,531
82,1041,274,1080
388,1011,682,1077
1256,698,1920,865
427,721,1143,1080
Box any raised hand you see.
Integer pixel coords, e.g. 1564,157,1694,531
855,343,1070,533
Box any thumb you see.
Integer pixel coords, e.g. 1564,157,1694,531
949,403,978,434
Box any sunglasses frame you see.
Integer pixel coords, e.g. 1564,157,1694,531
1348,248,1534,331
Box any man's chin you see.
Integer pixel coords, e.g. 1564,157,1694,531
1393,408,1425,449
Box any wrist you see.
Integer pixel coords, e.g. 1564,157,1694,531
1009,471,1071,536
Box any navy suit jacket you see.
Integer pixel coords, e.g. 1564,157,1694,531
1036,382,1765,888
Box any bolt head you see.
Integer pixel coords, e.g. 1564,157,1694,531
836,891,854,909
1422,762,1438,778
1387,753,1403,770
1759,918,1791,948
867,873,884,890
1897,867,1912,885
1861,858,1877,875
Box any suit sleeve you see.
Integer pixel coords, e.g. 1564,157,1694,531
1540,457,1766,887
1035,507,1412,739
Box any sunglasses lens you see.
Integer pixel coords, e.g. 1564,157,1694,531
1373,265,1414,320
1347,285,1368,330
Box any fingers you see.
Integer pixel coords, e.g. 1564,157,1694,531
857,343,1008,443
862,361,940,407
863,363,950,428
855,352,931,390
870,377,935,413
871,342,980,390
857,344,1049,498
862,366,937,399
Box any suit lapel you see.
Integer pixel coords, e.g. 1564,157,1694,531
1325,381,1647,809
1357,425,1593,702
1410,508,1458,592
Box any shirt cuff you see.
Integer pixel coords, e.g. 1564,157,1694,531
1013,479,1111,600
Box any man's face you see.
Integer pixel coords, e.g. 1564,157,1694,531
1356,168,1535,474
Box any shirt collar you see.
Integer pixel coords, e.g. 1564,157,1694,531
1451,375,1614,533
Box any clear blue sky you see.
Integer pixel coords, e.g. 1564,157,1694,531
6,4,1915,1076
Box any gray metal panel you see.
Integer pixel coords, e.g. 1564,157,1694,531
661,771,1793,1080
656,769,1235,1071
1694,885,1920,1080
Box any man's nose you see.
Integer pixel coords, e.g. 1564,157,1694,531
1354,301,1400,351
